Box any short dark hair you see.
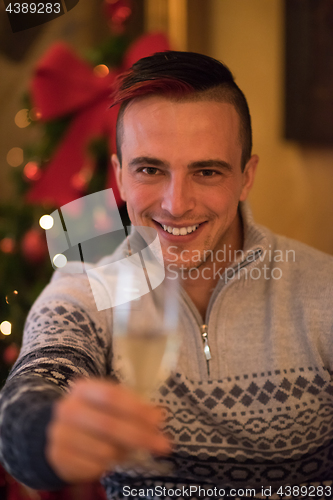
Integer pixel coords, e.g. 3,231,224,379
113,51,253,171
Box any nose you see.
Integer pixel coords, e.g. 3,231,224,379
160,173,195,217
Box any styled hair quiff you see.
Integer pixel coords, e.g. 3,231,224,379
113,51,253,171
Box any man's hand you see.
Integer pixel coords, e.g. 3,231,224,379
45,378,171,483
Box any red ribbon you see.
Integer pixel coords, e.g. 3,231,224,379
26,33,170,208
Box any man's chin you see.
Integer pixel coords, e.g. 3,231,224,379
163,257,204,272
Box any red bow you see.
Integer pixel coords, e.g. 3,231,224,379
26,33,170,208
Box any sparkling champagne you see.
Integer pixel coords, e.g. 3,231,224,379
115,332,178,396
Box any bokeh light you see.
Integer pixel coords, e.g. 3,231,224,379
0,237,15,254
112,6,131,25
7,147,23,167
23,161,41,181
14,109,30,128
29,108,42,121
53,254,67,268
39,215,54,230
5,290,19,305
0,321,12,336
94,206,112,232
71,167,92,190
93,64,110,78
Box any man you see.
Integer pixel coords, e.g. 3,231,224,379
0,51,332,500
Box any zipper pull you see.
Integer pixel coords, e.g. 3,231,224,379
201,324,211,361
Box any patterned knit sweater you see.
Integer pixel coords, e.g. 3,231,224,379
0,204,333,500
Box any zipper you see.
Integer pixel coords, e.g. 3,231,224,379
182,247,263,379
200,324,211,376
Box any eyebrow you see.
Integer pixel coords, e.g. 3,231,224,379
188,159,233,172
128,157,168,170
128,156,233,172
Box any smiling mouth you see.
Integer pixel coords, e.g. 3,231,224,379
156,222,202,236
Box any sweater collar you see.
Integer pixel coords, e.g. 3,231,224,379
239,201,270,258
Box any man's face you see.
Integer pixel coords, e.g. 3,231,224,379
113,96,257,269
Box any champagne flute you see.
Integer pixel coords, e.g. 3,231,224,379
112,262,180,474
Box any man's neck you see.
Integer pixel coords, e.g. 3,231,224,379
180,211,244,321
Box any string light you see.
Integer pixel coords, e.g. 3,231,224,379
71,167,93,190
112,6,131,26
14,109,30,128
29,108,42,121
5,290,18,305
39,215,54,230
0,321,12,336
53,254,67,268
0,237,15,253
23,161,41,181
6,147,23,167
93,64,110,78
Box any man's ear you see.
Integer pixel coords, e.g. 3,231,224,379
112,154,127,202
239,154,259,202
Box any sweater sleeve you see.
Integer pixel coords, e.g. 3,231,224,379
0,270,112,490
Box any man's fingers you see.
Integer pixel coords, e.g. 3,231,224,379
48,422,126,467
54,395,171,455
71,378,163,426
46,441,117,483
46,378,172,483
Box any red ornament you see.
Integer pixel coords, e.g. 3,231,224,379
21,228,48,264
3,343,20,366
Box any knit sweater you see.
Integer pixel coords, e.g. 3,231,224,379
0,203,333,500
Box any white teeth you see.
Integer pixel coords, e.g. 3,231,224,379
161,223,200,235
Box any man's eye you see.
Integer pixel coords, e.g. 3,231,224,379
141,167,159,175
198,170,217,177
